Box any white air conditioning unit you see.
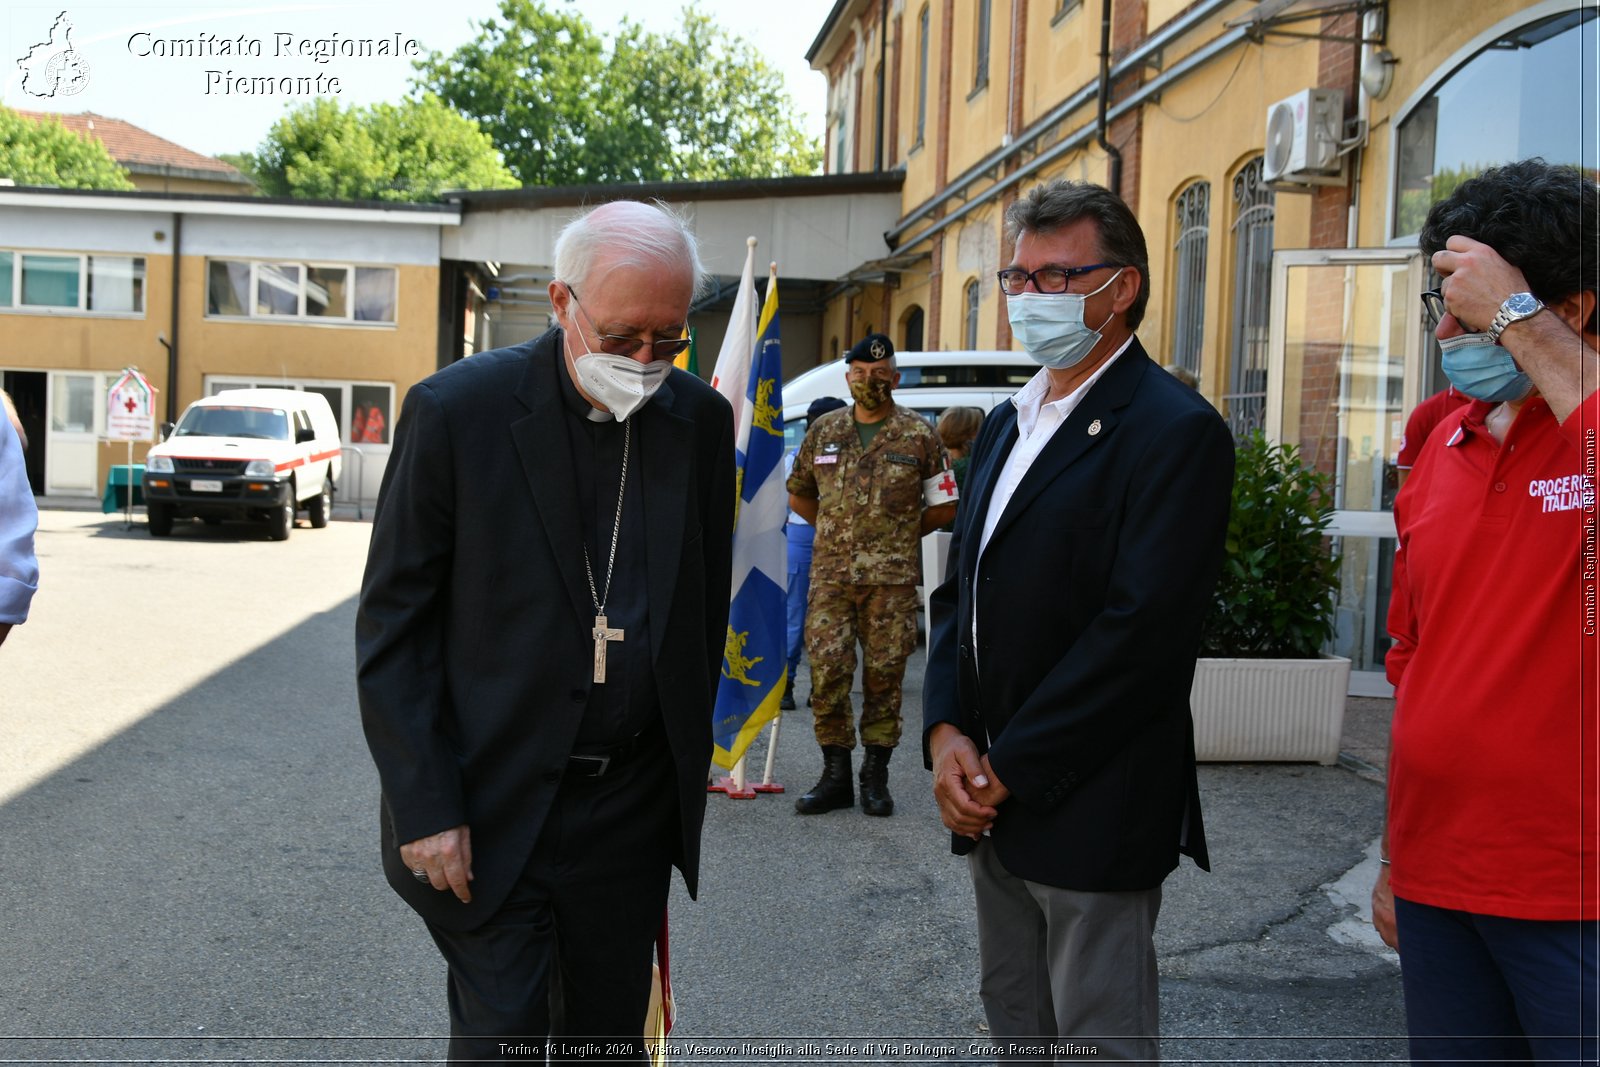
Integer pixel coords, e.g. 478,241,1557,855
1263,88,1346,184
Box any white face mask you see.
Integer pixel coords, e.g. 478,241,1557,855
566,326,671,422
1006,268,1124,370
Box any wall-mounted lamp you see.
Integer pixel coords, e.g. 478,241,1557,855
1361,48,1397,101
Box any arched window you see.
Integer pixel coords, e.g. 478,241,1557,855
903,306,925,352
963,280,981,349
1171,181,1210,376
1393,8,1598,237
1225,158,1274,438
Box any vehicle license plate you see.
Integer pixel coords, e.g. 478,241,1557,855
190,479,223,492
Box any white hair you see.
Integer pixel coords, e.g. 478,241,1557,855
552,199,709,298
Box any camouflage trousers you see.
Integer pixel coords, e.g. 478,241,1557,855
804,582,919,749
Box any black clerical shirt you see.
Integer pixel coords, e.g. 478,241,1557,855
556,351,658,747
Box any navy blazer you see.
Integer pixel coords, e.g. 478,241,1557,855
356,330,735,931
922,340,1233,892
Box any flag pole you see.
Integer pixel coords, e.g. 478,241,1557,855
753,701,785,793
751,257,788,795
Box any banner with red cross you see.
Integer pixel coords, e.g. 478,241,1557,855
105,367,156,441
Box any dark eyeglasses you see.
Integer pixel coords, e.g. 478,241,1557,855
567,286,691,360
996,262,1117,296
1420,288,1447,328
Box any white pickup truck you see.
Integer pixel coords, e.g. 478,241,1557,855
142,388,342,540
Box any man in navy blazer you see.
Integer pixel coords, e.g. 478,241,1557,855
357,201,734,1062
923,180,1233,1061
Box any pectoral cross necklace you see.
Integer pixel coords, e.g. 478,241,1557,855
581,417,631,683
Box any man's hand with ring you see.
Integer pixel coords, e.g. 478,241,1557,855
399,824,474,903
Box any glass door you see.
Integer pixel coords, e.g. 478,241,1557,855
46,372,103,495
1267,248,1427,694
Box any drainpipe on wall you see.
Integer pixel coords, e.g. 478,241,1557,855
875,0,888,171
1097,0,1123,197
165,213,182,425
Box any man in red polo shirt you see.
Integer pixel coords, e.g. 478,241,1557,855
1395,386,1469,487
1375,159,1599,1065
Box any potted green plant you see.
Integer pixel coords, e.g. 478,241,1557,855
1191,431,1351,764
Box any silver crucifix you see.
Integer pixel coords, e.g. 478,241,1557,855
592,614,624,683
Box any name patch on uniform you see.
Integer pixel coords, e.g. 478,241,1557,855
814,454,839,465
885,452,918,466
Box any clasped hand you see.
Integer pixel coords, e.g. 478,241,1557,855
929,724,1008,839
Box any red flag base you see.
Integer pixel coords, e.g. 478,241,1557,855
752,782,785,793
708,775,756,797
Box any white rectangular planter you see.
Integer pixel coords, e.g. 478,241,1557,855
1190,655,1353,765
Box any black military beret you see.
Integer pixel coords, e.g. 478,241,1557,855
845,333,894,364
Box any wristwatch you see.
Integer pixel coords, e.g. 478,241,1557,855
1486,291,1545,345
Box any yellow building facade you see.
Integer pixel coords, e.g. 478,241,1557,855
808,0,1597,687
0,189,456,502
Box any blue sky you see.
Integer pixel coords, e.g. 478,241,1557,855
3,1,832,159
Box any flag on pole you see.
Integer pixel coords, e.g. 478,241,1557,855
709,237,758,431
672,327,699,377
712,265,787,769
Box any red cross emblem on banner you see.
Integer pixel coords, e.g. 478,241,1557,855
123,396,138,413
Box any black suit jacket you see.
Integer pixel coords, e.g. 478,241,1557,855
356,330,735,931
922,340,1233,891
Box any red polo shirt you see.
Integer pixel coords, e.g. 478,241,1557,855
1396,387,1470,471
1386,389,1600,920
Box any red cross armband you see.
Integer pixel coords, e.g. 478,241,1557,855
924,467,959,506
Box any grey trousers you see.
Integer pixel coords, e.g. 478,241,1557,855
968,838,1163,1063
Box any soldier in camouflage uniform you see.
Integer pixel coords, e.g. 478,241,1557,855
786,333,959,816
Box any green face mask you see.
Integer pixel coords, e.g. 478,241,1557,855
850,377,891,411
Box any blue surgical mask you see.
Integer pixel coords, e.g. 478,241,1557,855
1439,332,1533,403
1006,269,1124,369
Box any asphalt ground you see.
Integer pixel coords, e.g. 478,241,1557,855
0,509,1404,1064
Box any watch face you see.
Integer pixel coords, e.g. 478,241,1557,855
1506,292,1541,316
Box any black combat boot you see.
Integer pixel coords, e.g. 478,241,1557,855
779,676,796,712
794,745,854,814
859,745,894,817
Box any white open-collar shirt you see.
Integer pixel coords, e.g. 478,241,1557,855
971,336,1134,658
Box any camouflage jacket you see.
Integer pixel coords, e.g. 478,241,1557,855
787,404,952,585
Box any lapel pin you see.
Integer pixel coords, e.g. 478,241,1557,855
1087,419,1102,436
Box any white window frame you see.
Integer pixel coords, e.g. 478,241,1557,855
0,250,147,318
1384,0,1590,243
205,258,399,326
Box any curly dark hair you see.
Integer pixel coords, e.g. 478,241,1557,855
1005,179,1151,330
1419,158,1599,333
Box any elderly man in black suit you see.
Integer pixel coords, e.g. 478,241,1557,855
357,199,734,1063
924,180,1234,1062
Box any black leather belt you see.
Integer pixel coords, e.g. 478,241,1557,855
566,720,664,778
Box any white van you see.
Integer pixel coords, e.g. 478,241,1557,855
142,388,342,540
780,350,1035,450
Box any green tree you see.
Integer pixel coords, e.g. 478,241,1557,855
245,95,518,202
215,151,262,190
0,107,134,190
413,0,822,185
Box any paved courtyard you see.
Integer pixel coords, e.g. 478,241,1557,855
0,509,1403,1063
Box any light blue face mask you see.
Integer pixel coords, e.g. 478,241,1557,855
1005,269,1125,370
1439,332,1534,403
